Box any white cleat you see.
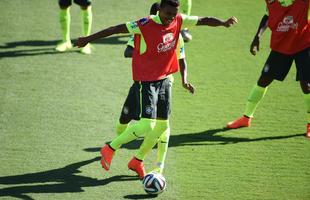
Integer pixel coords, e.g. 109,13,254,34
55,41,73,52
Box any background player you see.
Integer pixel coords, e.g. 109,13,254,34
226,0,310,138
56,0,93,54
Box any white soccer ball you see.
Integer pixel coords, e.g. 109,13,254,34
142,171,166,195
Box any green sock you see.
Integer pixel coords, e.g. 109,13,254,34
81,6,92,36
304,93,310,123
59,8,70,42
110,118,156,150
156,124,170,172
180,0,192,15
244,84,268,117
115,121,129,136
135,119,169,160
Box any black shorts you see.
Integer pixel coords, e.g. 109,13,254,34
120,78,172,121
120,82,141,121
58,0,92,7
261,47,310,81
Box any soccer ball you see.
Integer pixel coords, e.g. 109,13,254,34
142,171,166,195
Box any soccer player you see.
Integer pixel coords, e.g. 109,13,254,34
75,0,238,179
226,0,310,138
55,0,93,54
121,2,195,174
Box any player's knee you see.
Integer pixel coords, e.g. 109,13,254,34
257,75,273,87
119,115,132,124
139,118,156,133
80,6,89,10
159,127,170,143
300,80,310,94
58,0,71,8
155,120,169,134
74,0,91,8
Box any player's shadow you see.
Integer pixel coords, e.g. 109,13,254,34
0,156,138,200
0,35,129,58
124,194,159,199
84,127,305,152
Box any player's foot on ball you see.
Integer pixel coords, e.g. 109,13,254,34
100,144,115,171
55,41,73,52
306,123,310,138
128,157,146,179
181,29,192,42
226,115,252,129
80,43,92,55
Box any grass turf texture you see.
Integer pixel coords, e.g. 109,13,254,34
1,0,309,199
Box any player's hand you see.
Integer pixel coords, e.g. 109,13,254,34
250,36,260,56
183,82,195,94
223,16,238,28
74,36,89,48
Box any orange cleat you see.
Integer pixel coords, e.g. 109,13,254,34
128,157,146,179
226,116,252,129
306,123,310,138
100,144,115,171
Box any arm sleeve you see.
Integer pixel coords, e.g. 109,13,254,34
181,14,199,28
126,21,141,34
127,35,134,47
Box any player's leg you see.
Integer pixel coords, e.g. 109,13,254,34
227,50,293,129
129,119,168,179
154,122,170,174
295,47,310,137
180,0,192,42
75,0,93,54
56,0,73,52
101,118,156,172
101,82,157,173
128,81,163,179
301,84,310,138
153,78,172,174
131,78,171,177
116,83,141,136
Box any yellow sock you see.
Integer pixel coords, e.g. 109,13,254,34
59,8,70,42
81,6,92,36
135,119,169,160
244,84,268,117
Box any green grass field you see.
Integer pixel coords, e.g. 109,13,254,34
1,0,310,199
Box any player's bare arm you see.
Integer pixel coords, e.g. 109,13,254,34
75,24,129,47
250,14,269,56
179,58,195,94
196,16,238,27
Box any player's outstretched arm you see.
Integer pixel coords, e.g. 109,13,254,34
196,16,238,27
179,58,195,94
75,24,129,48
250,14,269,56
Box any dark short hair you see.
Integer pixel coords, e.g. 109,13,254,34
160,0,180,8
150,2,160,15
